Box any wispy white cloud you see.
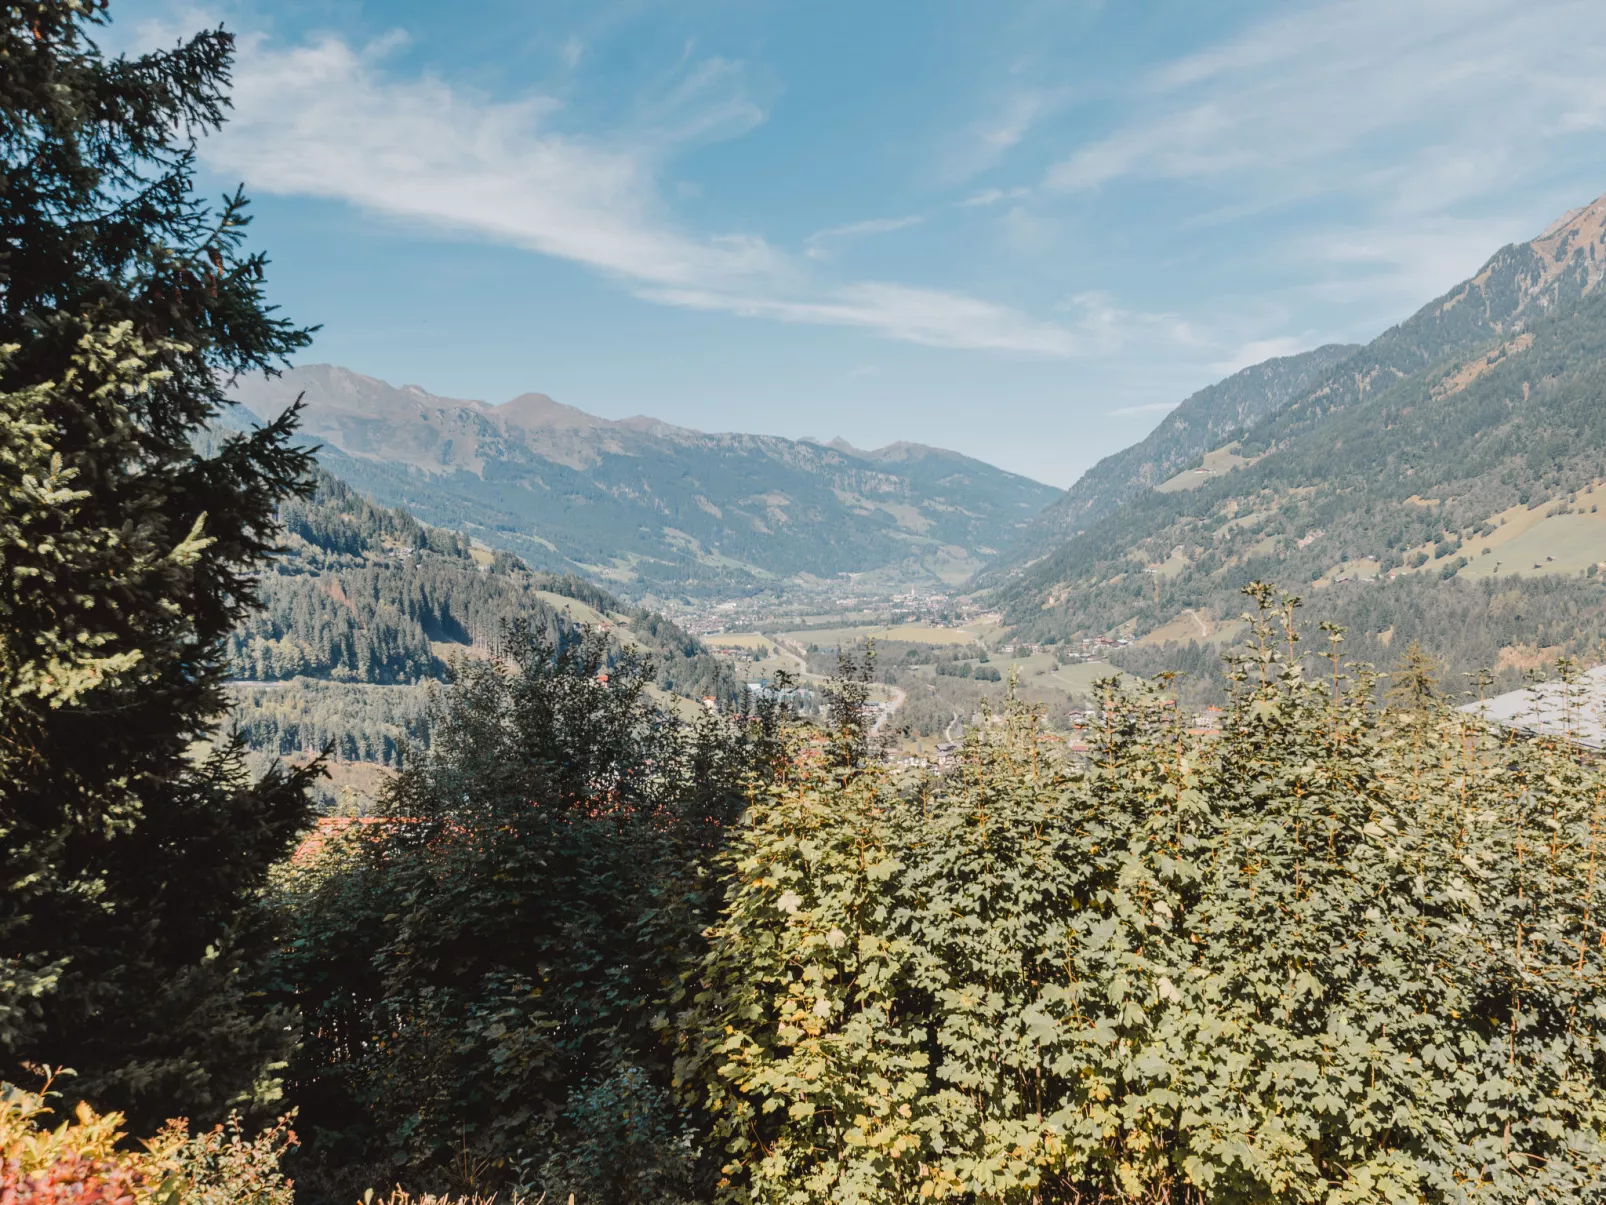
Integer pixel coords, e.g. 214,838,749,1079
803,214,924,260
629,283,1220,358
1043,0,1606,306
210,32,784,291
958,186,1031,208
201,28,1093,357
1060,292,1204,357
1207,335,1318,377
940,88,1063,184
1048,0,1606,201
638,282,1082,354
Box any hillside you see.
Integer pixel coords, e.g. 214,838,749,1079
995,191,1606,690
228,366,1061,598
225,469,740,802
992,342,1358,568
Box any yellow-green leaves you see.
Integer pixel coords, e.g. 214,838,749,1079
681,630,1606,1204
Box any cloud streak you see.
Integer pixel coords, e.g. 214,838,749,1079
203,30,1088,357
211,32,783,291
1107,402,1178,417
803,214,924,259
1047,0,1606,203
640,282,1081,354
1041,0,1606,311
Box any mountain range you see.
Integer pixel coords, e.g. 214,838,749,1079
990,190,1606,693
229,366,1061,599
991,342,1361,569
228,188,1606,699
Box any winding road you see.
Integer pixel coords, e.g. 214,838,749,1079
765,634,908,736
872,685,908,736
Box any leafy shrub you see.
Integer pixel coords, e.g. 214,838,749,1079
0,1076,295,1205
277,624,781,1203
0,1080,158,1205
153,1112,296,1205
677,588,1606,1203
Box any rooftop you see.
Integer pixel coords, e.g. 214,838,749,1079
1458,666,1606,749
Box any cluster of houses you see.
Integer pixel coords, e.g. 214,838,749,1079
998,635,1132,658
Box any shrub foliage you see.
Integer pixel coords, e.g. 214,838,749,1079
675,590,1606,1203
276,625,786,1203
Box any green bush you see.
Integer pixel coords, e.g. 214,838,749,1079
676,590,1606,1203
276,624,782,1203
273,589,1606,1203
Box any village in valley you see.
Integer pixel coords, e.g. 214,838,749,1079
656,581,1205,767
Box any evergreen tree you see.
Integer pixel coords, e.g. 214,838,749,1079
0,1,318,1126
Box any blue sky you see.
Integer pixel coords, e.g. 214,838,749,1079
124,0,1606,485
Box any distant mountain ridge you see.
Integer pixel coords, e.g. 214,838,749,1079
992,193,1606,595
990,189,1606,686
230,366,1061,597
990,343,1360,571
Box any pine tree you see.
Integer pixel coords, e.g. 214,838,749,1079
0,2,319,1126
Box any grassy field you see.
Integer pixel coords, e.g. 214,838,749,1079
704,632,805,680
1149,549,1191,579
1315,557,1383,586
1156,443,1258,493
646,684,707,722
1384,490,1606,582
1457,508,1606,580
1135,611,1247,647
531,590,620,626
962,615,1005,641
1041,659,1125,695
779,622,979,647
974,651,1125,697
702,632,772,649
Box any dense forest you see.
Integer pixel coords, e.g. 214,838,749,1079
222,470,740,772
1107,572,1606,707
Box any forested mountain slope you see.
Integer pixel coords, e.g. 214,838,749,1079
993,342,1357,566
997,192,1606,686
226,470,739,779
229,365,1061,597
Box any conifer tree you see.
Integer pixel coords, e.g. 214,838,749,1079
0,1,318,1126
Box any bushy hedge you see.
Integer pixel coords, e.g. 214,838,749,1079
675,594,1606,1203
278,592,1606,1203
0,1075,295,1205
274,626,781,1203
